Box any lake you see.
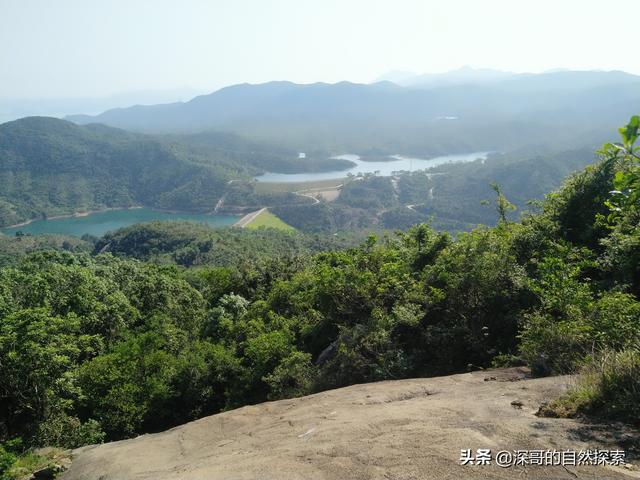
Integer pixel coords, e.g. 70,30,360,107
255,151,489,183
1,208,238,237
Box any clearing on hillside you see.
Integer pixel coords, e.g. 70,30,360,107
246,209,295,231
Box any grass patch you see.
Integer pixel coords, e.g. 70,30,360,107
540,349,640,423
3,452,50,480
246,209,295,231
1,445,69,480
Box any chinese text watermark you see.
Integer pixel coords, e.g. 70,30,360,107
460,449,626,467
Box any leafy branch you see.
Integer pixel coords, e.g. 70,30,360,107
604,115,640,222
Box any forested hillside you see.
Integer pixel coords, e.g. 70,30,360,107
0,117,351,228
395,147,598,230
1,119,639,478
93,221,360,266
174,130,353,174
0,117,238,227
0,112,620,233
266,147,598,233
0,233,91,267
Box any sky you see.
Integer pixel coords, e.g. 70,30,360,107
1,0,640,100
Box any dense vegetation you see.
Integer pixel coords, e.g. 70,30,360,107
413,147,598,229
1,118,639,478
94,221,354,266
0,233,90,267
272,202,378,233
174,131,354,174
268,147,598,233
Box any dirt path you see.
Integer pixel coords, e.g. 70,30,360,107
294,184,343,204
234,208,266,228
295,192,320,204
61,369,639,480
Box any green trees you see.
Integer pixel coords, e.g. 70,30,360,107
78,333,179,438
94,221,351,267
608,115,640,220
417,226,532,372
517,117,640,378
0,253,218,445
0,118,241,227
535,117,640,421
0,308,97,442
0,234,90,267
264,351,315,400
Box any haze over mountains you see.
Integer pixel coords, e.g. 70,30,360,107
67,69,640,154
0,87,204,124
376,65,518,87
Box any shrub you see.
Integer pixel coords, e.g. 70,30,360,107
264,351,316,400
519,312,593,375
520,291,640,376
542,349,640,423
491,353,527,368
586,293,640,350
0,439,68,480
0,442,18,480
34,414,105,449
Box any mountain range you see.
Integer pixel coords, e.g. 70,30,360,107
0,87,204,124
67,70,640,155
376,66,517,87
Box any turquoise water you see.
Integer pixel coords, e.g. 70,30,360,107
256,152,489,183
1,208,238,237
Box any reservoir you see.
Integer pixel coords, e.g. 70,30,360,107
1,208,238,237
256,151,489,183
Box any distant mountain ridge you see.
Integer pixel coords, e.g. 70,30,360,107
377,66,638,89
66,70,640,154
379,66,518,87
0,87,205,124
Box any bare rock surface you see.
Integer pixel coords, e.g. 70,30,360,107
61,368,639,480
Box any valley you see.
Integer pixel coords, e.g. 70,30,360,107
3,70,635,236
0,112,600,238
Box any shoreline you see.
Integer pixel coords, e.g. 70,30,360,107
3,206,145,229
2,206,242,232
256,151,490,183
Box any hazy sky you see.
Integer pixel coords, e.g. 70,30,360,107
2,0,639,99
